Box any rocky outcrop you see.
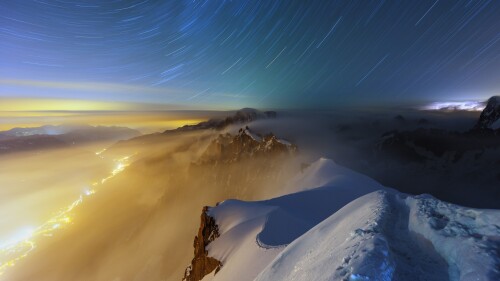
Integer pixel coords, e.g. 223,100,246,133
474,96,500,130
198,127,297,164
182,207,222,281
167,108,277,133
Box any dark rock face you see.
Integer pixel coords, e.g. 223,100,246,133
367,97,500,208
378,97,500,166
188,127,298,200
394,115,406,122
417,118,430,125
199,127,297,164
378,128,499,163
474,96,500,130
182,207,222,281
373,126,500,208
167,108,277,133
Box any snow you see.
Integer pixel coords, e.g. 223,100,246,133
285,157,387,193
201,158,500,281
256,190,462,281
406,195,500,281
204,158,388,281
256,191,396,281
276,139,291,146
243,128,262,142
200,272,215,281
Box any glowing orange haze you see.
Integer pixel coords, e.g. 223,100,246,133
0,98,220,132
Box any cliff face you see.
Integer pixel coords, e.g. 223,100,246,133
182,207,222,281
198,127,297,164
474,96,500,130
182,129,297,280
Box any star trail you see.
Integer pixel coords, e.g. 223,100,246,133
0,0,499,108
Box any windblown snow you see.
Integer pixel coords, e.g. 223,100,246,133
199,158,500,281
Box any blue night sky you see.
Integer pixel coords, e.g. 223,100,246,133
0,0,499,109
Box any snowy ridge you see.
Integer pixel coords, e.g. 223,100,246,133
285,157,386,193
256,191,397,281
256,191,454,281
191,158,500,281
407,196,500,281
195,158,388,281
243,127,262,142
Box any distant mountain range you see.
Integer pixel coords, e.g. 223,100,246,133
0,124,91,138
0,125,141,154
108,108,277,153
369,96,500,207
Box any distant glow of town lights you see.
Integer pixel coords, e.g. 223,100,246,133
0,154,133,276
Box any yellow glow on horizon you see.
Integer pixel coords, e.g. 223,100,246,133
0,108,208,131
141,118,206,129
0,98,128,112
0,77,231,111
0,111,76,117
0,95,217,132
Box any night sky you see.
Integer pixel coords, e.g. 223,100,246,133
1,0,499,109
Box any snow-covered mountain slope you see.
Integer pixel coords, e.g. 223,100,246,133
257,191,500,281
185,158,389,281
185,158,500,281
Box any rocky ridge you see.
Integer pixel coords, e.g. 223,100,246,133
182,207,222,281
474,96,500,130
167,108,277,133
198,127,297,164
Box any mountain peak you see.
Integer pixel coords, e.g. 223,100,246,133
165,109,277,133
474,96,500,130
198,127,296,164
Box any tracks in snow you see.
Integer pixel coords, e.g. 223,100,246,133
383,193,449,281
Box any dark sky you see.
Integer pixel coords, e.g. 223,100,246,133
1,0,499,109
